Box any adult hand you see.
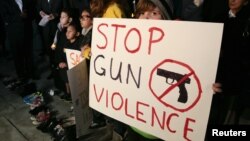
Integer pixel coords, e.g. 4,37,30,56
39,11,47,17
48,14,55,20
212,83,222,94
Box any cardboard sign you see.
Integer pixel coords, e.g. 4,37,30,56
67,60,93,137
65,48,84,69
89,18,223,141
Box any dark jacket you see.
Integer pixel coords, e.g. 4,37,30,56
216,4,250,93
59,35,83,64
54,25,68,65
202,0,228,22
174,0,203,21
37,0,63,18
1,0,34,24
81,28,92,47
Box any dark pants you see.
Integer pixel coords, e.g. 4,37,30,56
40,21,57,66
6,22,33,79
207,94,231,125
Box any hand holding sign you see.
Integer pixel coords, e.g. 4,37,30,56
90,18,223,141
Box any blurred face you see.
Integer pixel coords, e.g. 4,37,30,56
60,12,71,27
228,0,248,13
138,7,162,20
66,25,78,42
80,11,92,28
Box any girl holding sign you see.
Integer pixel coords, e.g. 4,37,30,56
125,0,174,141
58,22,83,101
53,9,73,100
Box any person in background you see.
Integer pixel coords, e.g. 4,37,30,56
52,8,73,93
79,8,93,68
78,7,109,131
1,0,35,85
211,0,250,125
80,8,93,54
37,0,63,79
58,22,82,101
79,8,111,131
173,0,204,21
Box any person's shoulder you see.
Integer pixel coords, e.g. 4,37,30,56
103,2,123,18
77,35,84,43
76,34,83,41
86,28,93,35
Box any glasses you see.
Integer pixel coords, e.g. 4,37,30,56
80,15,91,20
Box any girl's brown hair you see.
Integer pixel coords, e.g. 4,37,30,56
135,0,156,18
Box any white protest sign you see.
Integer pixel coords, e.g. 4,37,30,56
65,48,84,69
89,18,223,141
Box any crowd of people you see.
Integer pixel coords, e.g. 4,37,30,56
0,0,249,141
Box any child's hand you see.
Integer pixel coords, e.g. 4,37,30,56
59,62,67,69
81,45,91,59
212,83,222,94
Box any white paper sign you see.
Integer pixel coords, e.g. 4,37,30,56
89,18,223,141
65,48,84,69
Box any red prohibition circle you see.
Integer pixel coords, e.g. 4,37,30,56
149,59,202,112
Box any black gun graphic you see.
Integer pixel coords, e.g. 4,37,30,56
157,68,191,103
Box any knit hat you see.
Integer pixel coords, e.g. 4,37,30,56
149,0,174,20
